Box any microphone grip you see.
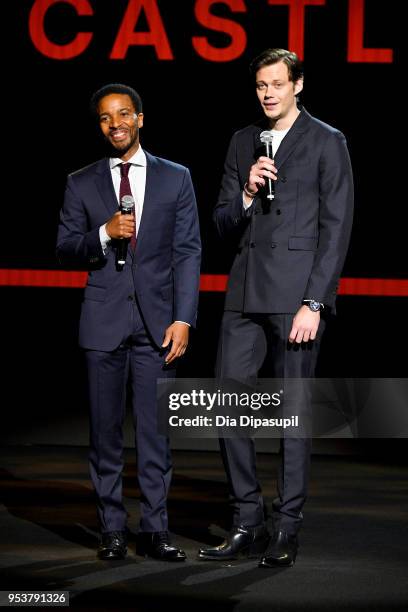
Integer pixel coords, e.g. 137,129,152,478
116,207,133,267
265,142,275,201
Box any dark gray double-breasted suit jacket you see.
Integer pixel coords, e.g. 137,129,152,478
214,107,354,313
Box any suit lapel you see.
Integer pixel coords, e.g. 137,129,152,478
273,108,310,169
94,159,119,217
252,107,312,170
132,150,159,259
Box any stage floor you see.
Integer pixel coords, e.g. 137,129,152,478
0,446,406,611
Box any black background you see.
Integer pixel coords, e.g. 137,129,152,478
2,1,405,444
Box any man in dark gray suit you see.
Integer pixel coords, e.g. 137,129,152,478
57,84,201,562
198,49,353,566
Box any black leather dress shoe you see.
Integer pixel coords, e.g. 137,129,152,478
198,524,270,560
259,529,298,567
98,530,127,560
136,531,186,561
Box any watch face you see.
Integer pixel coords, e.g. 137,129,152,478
309,300,321,312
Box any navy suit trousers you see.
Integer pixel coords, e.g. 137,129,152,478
85,299,173,534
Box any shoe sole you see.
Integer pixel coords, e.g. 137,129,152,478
98,552,127,561
258,559,295,567
258,552,297,568
137,552,186,562
198,540,269,561
198,553,258,561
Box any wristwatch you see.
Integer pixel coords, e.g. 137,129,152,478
302,299,324,312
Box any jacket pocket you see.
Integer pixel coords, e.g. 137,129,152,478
83,285,107,302
283,156,311,168
288,236,318,251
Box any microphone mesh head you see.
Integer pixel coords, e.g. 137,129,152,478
260,131,273,144
121,195,134,211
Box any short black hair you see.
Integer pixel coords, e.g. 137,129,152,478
249,48,303,83
90,83,143,117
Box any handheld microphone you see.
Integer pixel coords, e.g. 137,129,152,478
116,195,135,268
260,131,275,201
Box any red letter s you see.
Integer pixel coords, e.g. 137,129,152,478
192,0,247,62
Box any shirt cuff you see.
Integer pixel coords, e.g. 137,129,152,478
242,191,254,210
99,224,111,254
175,321,191,327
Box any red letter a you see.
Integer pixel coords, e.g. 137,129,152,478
111,0,173,60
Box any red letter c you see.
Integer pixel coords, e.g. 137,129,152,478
29,0,93,60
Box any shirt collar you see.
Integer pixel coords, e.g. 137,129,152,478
110,146,146,169
270,127,290,135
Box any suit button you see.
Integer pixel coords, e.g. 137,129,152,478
276,209,281,215
271,243,277,249
127,295,134,301
280,176,287,183
250,242,255,248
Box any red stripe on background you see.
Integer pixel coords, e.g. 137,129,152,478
338,277,408,297
0,269,88,288
199,274,228,292
0,270,408,296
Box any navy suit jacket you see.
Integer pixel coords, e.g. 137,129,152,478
214,107,354,313
57,151,201,351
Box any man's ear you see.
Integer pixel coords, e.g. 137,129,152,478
294,78,304,96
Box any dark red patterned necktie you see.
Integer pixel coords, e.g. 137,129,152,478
120,163,136,250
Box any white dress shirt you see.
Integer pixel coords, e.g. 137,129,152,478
99,146,147,250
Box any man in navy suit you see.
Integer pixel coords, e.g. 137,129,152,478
198,49,353,566
57,84,201,561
